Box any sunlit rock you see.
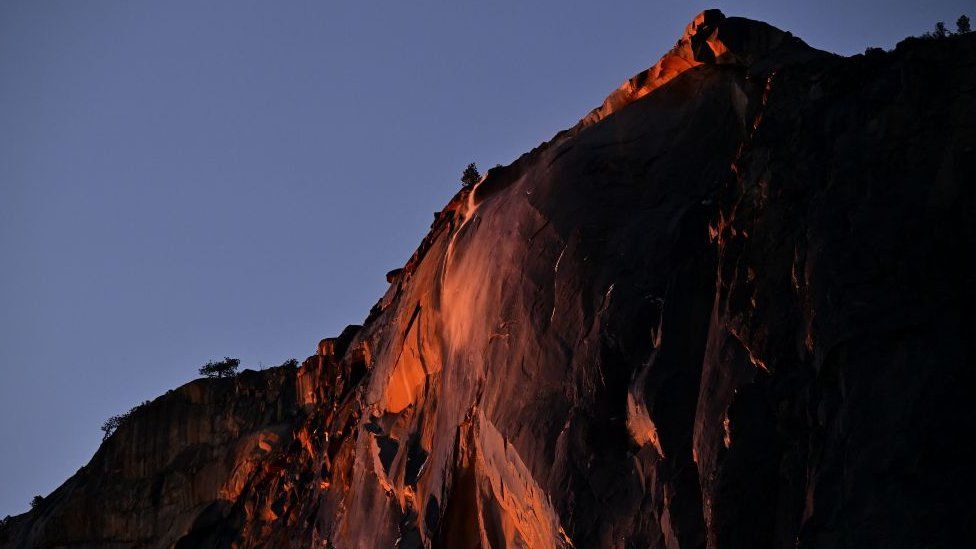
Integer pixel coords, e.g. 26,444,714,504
4,10,975,548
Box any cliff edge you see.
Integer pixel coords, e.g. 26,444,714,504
4,10,975,548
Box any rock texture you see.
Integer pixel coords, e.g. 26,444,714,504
4,10,975,548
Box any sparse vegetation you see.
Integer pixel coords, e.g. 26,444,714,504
864,46,885,56
279,358,299,368
920,15,970,38
460,163,481,187
101,414,126,441
100,400,152,441
29,496,43,510
199,357,241,379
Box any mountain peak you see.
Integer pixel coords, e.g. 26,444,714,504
577,9,818,128
4,13,974,549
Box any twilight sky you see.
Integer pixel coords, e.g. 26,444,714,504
0,0,970,517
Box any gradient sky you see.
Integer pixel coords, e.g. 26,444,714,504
1,0,970,517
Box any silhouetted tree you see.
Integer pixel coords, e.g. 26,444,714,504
461,163,481,187
934,21,949,38
29,496,43,510
199,357,240,378
279,358,299,368
958,15,971,34
101,414,126,441
99,400,151,441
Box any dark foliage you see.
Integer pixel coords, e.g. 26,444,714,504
460,163,481,187
100,400,152,441
199,357,241,379
919,18,970,39
280,358,299,369
29,496,43,510
100,415,126,441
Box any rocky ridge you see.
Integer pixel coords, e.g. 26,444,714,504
3,10,975,548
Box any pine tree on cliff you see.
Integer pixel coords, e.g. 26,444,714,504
461,162,481,187
199,357,240,378
100,415,125,441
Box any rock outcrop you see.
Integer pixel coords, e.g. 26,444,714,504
3,10,975,548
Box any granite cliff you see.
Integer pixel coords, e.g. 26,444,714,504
3,10,975,548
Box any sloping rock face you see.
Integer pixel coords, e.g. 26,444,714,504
1,368,302,547
4,10,976,548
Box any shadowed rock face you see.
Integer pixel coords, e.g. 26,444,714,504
4,10,975,548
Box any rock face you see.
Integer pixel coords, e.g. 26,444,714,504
2,368,302,547
4,10,975,548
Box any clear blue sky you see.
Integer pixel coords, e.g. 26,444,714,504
0,0,969,517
